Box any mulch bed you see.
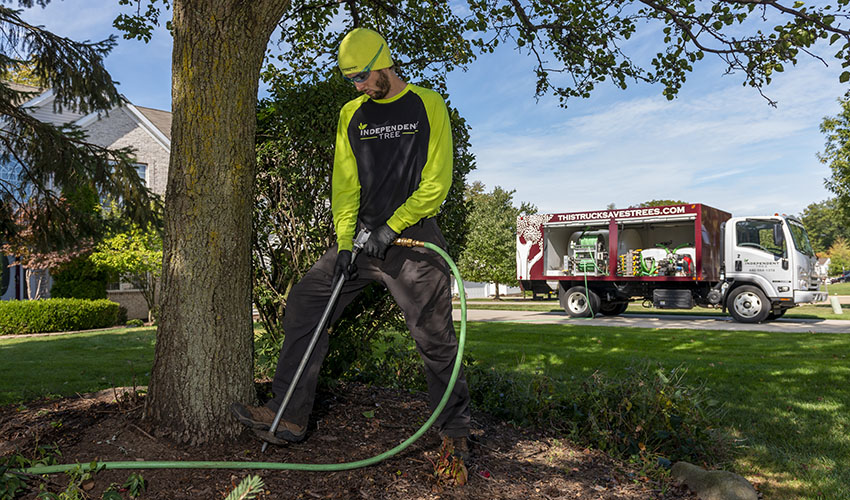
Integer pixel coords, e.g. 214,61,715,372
1,383,696,499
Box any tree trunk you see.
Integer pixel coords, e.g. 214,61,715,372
146,0,289,444
494,281,500,300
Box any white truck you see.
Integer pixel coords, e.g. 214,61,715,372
516,203,826,323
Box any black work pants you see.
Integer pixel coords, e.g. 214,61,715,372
266,218,471,437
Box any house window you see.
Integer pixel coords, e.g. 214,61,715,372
0,162,23,185
135,164,147,186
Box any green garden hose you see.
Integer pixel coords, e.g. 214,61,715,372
19,240,467,475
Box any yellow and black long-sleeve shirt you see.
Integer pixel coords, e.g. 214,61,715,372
331,84,453,251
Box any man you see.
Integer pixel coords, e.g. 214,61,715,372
232,28,471,459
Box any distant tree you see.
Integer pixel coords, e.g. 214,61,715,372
799,198,850,255
819,93,850,216
0,5,159,256
0,196,96,299
1,61,44,87
459,183,536,299
89,224,163,322
631,200,688,208
827,237,850,275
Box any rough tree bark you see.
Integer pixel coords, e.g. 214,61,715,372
146,0,290,444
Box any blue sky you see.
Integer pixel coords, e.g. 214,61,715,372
19,1,848,218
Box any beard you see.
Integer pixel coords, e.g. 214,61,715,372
371,70,392,99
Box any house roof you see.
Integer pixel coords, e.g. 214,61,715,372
818,257,831,265
6,81,44,93
135,105,172,140
4,81,45,105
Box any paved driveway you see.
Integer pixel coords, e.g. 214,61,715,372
452,308,850,333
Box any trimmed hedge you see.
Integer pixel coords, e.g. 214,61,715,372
0,298,122,335
50,255,109,300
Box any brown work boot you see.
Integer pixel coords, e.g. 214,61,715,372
230,402,306,442
441,435,471,462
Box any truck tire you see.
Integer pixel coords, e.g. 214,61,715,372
560,286,601,318
727,285,770,323
598,301,629,316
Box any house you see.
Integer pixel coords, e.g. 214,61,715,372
1,82,171,319
816,257,831,279
451,279,522,299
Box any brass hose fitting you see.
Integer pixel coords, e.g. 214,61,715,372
393,238,425,248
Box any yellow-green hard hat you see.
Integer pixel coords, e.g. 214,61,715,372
338,28,394,75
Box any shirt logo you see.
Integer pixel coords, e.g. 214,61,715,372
359,121,419,140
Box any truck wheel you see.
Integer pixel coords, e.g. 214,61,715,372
598,301,629,316
560,286,601,318
727,285,770,323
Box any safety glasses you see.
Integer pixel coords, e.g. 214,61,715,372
343,44,383,84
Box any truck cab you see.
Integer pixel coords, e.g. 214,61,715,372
723,215,826,322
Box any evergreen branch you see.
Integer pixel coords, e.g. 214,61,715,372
0,5,121,114
224,475,265,500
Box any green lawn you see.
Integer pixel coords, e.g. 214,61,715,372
1,322,848,499
824,281,850,296
0,327,155,404
461,322,850,500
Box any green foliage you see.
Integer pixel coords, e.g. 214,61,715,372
465,360,725,464
0,446,62,499
819,93,850,213
50,254,108,300
827,237,850,275
122,472,145,499
224,475,264,500
800,198,850,254
338,334,427,391
468,0,850,106
0,298,120,335
458,182,535,297
252,73,474,382
89,224,162,321
125,318,144,328
0,463,26,500
631,200,688,208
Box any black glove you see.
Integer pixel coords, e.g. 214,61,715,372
333,249,358,283
362,223,399,260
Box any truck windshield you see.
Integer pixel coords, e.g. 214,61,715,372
735,219,786,257
787,219,815,257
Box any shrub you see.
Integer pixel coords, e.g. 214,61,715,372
50,255,109,300
125,318,144,328
465,360,726,464
0,298,121,335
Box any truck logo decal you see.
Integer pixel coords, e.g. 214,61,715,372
517,214,549,280
553,205,687,222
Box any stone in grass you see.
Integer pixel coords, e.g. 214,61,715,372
672,461,758,500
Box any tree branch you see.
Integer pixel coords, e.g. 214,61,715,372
721,0,850,37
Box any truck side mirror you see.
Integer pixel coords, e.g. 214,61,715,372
773,224,784,247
